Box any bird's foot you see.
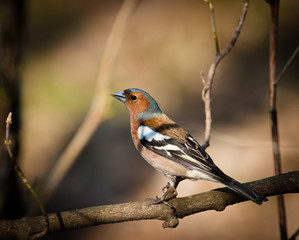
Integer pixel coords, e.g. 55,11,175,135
147,196,175,210
146,185,177,211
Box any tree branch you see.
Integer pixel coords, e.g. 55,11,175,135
1,171,298,240
266,0,288,239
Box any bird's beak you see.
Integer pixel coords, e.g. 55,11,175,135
112,91,126,103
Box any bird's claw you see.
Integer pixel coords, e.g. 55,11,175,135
146,184,177,210
146,196,159,201
147,196,176,211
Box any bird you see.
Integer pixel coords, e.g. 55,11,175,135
112,88,267,207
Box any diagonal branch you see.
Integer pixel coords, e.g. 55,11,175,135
5,113,48,239
5,113,46,216
42,0,139,201
201,0,249,149
276,44,299,85
289,227,299,240
1,171,298,240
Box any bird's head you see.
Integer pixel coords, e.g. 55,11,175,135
112,88,162,120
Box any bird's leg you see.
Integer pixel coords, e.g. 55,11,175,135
162,182,171,193
147,185,176,210
147,176,184,210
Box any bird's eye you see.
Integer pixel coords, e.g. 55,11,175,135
130,95,137,100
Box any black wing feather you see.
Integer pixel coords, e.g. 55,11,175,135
139,127,268,205
140,131,225,177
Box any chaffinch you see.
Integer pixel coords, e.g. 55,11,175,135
112,88,267,206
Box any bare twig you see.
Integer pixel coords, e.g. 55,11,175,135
276,44,299,85
201,0,249,149
267,0,288,239
205,0,220,54
1,171,298,240
43,0,139,201
5,113,14,159
5,113,46,216
5,113,48,239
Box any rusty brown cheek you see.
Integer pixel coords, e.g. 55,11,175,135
125,93,150,115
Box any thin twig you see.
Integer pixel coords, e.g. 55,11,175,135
276,44,299,85
267,0,288,239
5,113,49,239
205,0,220,54
42,0,139,201
5,113,47,216
201,0,249,149
5,113,13,159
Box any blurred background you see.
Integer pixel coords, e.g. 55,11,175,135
1,0,299,239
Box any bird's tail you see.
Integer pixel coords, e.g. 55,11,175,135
224,178,267,205
213,172,268,205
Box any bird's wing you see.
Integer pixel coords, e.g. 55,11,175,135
138,124,268,204
138,125,221,175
